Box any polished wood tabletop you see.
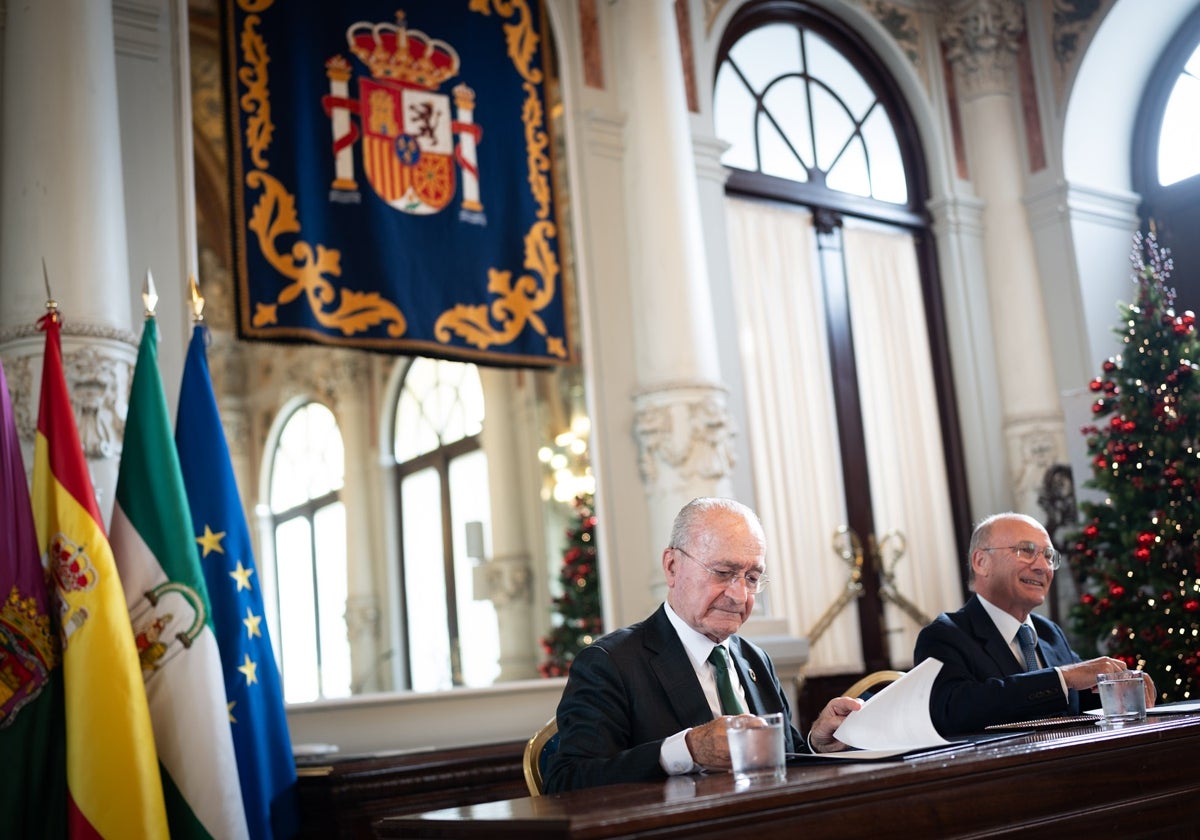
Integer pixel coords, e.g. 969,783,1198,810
377,712,1200,839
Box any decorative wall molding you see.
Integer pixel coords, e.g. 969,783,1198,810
582,109,626,161
940,0,1025,99
477,554,535,607
0,334,135,460
1004,412,1068,518
632,382,736,488
114,0,163,62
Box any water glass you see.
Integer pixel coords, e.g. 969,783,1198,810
726,712,786,784
1096,671,1147,725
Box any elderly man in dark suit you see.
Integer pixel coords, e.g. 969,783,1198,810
544,497,861,793
914,512,1156,735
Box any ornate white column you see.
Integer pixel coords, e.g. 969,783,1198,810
321,354,389,693
617,0,736,549
475,368,538,682
941,0,1066,514
0,0,137,524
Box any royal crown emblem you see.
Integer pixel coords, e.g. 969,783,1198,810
0,586,57,726
323,11,484,218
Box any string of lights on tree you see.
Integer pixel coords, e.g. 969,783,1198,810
1069,229,1200,701
539,493,600,677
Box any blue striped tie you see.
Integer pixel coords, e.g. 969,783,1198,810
1016,624,1040,671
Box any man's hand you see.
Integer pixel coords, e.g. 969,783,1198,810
684,716,742,769
1059,657,1134,692
1139,670,1157,708
809,696,864,754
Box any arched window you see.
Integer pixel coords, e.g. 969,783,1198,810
1133,4,1200,313
268,401,348,703
715,20,908,204
713,2,969,676
393,358,497,691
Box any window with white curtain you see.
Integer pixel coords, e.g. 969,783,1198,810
714,2,969,676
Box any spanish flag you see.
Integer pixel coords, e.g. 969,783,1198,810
31,309,169,838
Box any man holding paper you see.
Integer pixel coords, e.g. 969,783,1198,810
914,512,1156,734
544,497,862,792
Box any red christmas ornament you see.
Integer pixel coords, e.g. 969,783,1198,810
1109,584,1126,598
1184,600,1200,613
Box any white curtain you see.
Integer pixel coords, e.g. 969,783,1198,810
725,197,863,674
843,223,962,667
725,200,962,673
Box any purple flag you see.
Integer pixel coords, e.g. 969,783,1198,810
0,356,66,834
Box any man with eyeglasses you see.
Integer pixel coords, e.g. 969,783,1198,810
914,512,1156,735
544,497,862,792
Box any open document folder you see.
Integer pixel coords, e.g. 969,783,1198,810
789,658,1010,761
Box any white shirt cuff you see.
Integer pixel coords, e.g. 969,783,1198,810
1053,666,1069,700
660,728,699,775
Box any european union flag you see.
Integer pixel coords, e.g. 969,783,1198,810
175,323,299,839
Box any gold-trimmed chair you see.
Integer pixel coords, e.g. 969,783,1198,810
845,669,906,699
522,717,559,797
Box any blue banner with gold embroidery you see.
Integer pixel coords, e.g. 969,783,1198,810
224,0,571,365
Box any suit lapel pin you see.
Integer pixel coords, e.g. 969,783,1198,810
748,668,757,683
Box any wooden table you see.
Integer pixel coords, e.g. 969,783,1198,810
377,712,1200,838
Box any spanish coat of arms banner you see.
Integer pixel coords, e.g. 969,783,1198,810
223,0,572,365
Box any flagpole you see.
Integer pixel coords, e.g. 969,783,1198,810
189,273,205,323
42,258,59,323
142,268,158,318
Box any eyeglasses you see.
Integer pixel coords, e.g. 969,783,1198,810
672,546,769,594
981,542,1061,570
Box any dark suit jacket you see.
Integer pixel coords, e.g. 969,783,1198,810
543,604,805,792
913,594,1098,735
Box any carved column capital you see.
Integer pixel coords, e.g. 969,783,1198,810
940,0,1025,99
475,554,534,607
1004,412,1068,518
632,382,736,491
0,327,135,459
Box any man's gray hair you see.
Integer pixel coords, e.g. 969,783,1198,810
668,497,763,552
966,512,1047,583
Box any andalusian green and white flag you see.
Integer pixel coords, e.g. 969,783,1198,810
110,312,249,839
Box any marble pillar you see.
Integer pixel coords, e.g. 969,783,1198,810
0,0,138,524
941,0,1067,514
617,0,736,555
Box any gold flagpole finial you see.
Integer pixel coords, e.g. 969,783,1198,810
188,273,206,322
42,257,58,314
142,268,158,317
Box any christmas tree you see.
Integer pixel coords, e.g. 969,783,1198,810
1069,229,1200,702
539,493,601,677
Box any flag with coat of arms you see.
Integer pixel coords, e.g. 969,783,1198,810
0,355,66,837
31,306,169,838
109,307,249,839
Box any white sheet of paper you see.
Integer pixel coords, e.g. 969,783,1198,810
833,657,953,752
